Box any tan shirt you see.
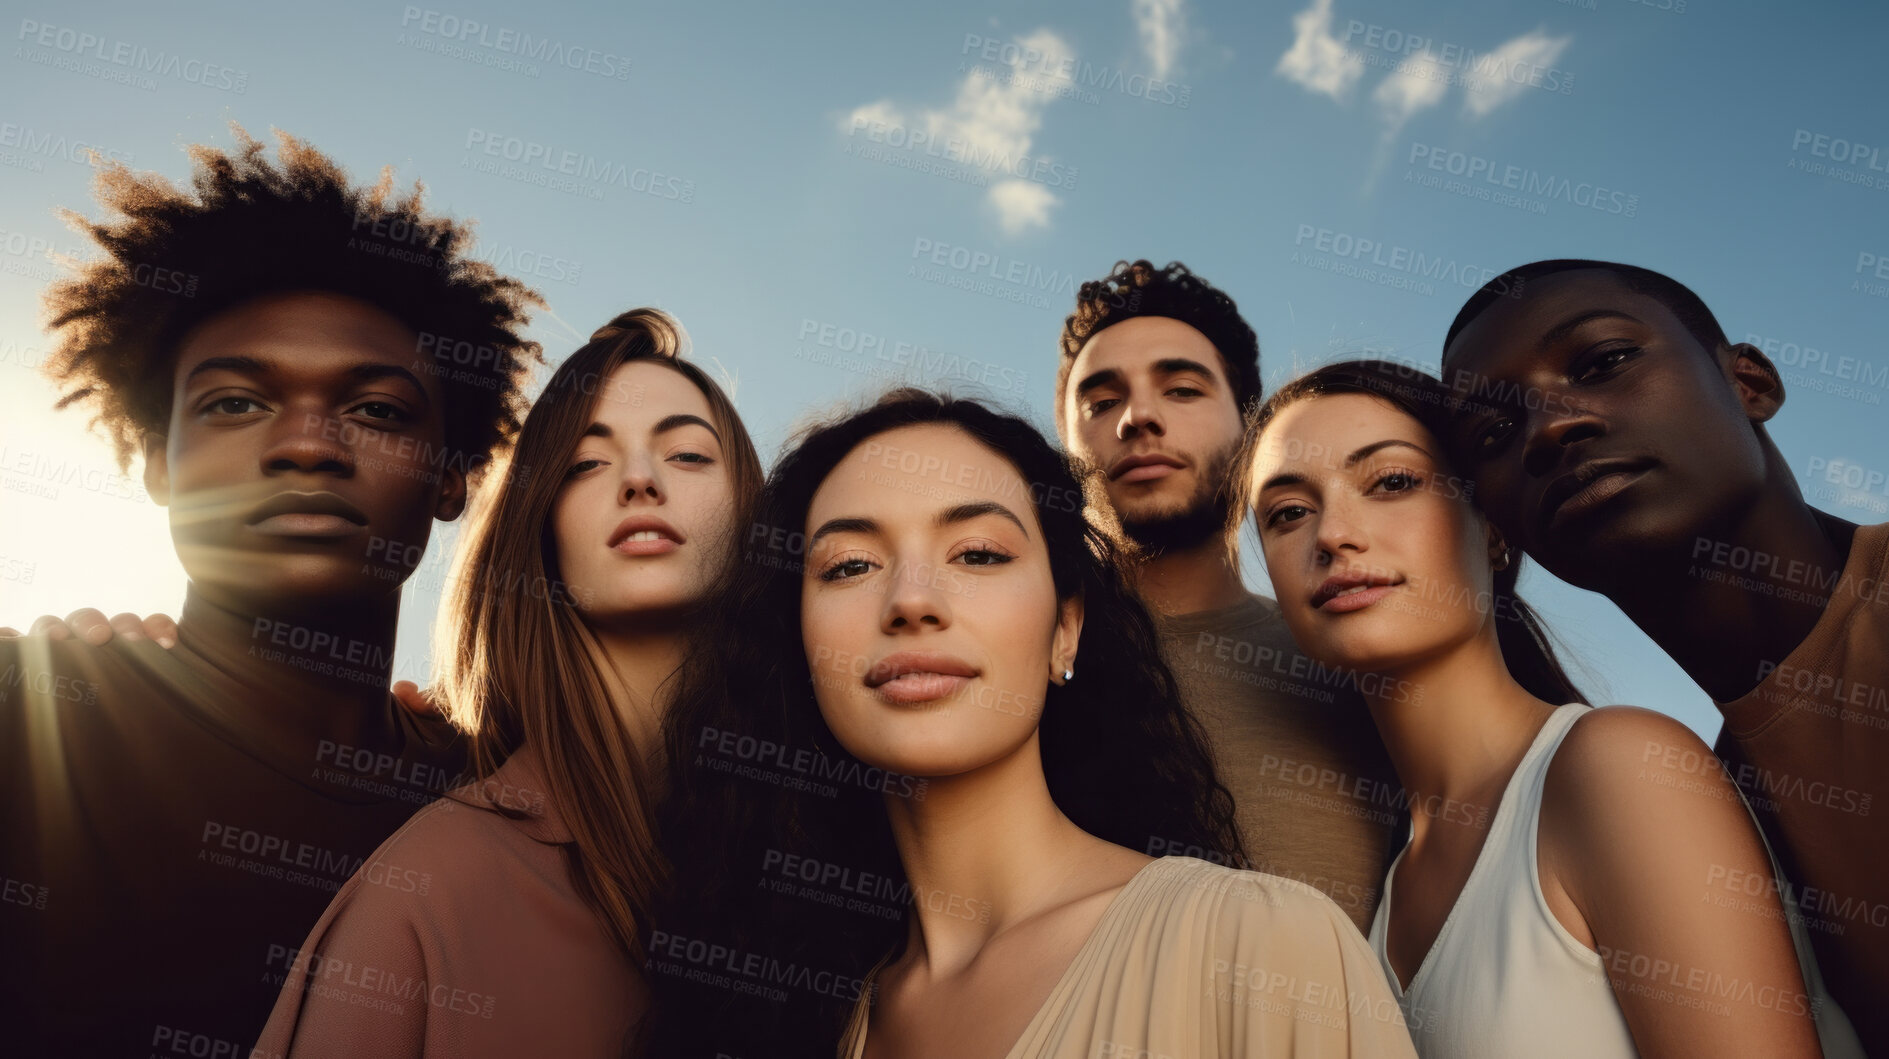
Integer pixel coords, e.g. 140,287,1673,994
1714,520,1889,1054
1154,593,1401,932
254,745,647,1057
838,856,1417,1058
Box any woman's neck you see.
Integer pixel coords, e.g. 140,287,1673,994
588,622,688,767
1361,629,1559,838
881,732,1121,978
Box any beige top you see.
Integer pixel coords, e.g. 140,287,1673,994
837,856,1417,1058
254,745,647,1057
1155,593,1401,933
1714,520,1889,1054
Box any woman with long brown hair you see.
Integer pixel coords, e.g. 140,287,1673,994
255,308,763,1056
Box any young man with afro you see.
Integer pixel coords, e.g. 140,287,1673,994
0,126,543,1055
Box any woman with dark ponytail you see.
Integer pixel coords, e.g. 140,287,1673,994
1236,359,1855,1058
256,309,763,1057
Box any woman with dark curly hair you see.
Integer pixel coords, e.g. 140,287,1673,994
644,389,1415,1058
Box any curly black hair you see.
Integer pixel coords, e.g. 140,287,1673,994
643,387,1245,1057
41,124,544,480
1055,259,1262,437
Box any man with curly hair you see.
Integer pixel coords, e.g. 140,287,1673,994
1055,260,1398,933
0,126,543,1054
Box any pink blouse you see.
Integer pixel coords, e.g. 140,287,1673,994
254,744,648,1056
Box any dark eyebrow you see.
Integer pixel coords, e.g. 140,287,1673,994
183,355,269,384
1152,357,1221,383
654,413,722,444
808,500,1031,550
938,500,1029,539
1256,439,1432,494
582,414,723,443
1541,309,1641,347
185,357,429,400
1344,439,1432,465
345,364,431,403
1073,358,1222,402
1072,367,1122,400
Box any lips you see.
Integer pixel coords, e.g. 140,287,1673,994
1538,457,1654,532
1108,451,1186,482
243,491,369,538
864,651,979,704
1309,569,1404,611
608,515,685,555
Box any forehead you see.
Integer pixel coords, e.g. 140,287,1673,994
589,359,715,425
1253,393,1433,477
812,422,1032,523
1071,315,1224,380
1443,270,1681,380
175,291,422,381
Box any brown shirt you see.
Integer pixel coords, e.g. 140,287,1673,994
255,744,648,1057
0,592,465,1057
1154,592,1400,932
1714,519,1889,1054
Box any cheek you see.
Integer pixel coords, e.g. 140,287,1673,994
801,594,863,692
549,487,595,570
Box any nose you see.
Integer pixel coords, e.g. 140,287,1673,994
880,557,951,633
1521,406,1605,480
1312,498,1368,567
1115,389,1165,442
619,454,664,505
261,410,355,477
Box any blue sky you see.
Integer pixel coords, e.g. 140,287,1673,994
3,0,1884,743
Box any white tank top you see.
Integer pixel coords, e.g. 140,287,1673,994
1366,703,1863,1059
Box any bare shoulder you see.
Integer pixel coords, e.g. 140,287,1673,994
1547,705,1719,799
1542,705,1751,870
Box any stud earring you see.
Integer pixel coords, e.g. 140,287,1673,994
1063,667,1075,682
1492,548,1511,571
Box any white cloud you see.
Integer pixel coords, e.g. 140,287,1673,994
1460,29,1570,118
1133,0,1185,81
1372,49,1450,134
841,28,1072,235
1275,0,1364,100
988,179,1058,235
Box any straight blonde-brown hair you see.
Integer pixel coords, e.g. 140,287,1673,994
433,307,763,963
